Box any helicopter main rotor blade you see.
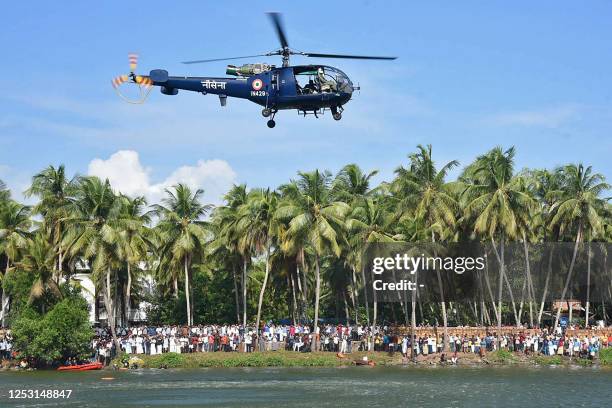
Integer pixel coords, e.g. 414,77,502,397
267,12,289,49
302,52,397,60
182,54,271,64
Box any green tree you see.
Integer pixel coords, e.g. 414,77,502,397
17,233,62,312
212,184,248,325
462,147,534,333
116,195,152,325
276,170,349,349
0,200,31,327
63,176,123,350
392,144,459,351
12,297,93,366
24,164,78,281
346,195,396,347
153,184,212,326
332,164,378,202
549,163,609,330
237,188,279,333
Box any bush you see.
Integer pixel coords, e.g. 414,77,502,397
12,297,93,366
492,349,516,363
155,352,186,368
599,348,612,366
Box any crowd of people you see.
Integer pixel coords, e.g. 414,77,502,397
392,330,608,359
92,323,378,363
2,323,611,367
90,323,612,365
0,331,13,360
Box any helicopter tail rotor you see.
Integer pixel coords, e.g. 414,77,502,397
111,53,154,104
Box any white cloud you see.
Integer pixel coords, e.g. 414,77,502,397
484,105,580,128
87,150,236,206
88,151,152,197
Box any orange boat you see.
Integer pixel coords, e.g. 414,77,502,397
57,362,104,371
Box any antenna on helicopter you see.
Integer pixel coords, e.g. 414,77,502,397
181,12,397,67
111,53,154,104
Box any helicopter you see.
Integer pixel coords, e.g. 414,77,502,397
111,13,396,128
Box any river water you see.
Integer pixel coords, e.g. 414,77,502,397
1,366,611,407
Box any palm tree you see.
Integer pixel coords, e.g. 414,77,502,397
153,184,212,326
332,164,378,323
524,168,562,327
24,165,77,281
0,200,31,326
212,184,248,324
116,195,152,325
237,188,279,334
63,176,123,350
392,144,459,351
332,164,378,202
276,170,349,350
462,146,534,334
549,164,609,330
18,233,62,312
346,195,396,348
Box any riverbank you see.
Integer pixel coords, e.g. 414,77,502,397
110,348,612,369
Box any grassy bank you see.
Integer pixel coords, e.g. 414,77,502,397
113,350,400,368
111,349,612,369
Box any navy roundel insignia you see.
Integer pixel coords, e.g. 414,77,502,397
252,79,263,90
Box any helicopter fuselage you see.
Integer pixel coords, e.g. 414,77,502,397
147,66,353,113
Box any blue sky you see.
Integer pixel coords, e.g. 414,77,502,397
1,1,611,205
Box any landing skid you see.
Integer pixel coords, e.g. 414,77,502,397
262,106,344,128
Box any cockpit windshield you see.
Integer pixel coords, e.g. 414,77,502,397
294,65,353,94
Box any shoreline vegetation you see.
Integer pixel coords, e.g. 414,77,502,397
1,145,611,368
109,348,612,370
1,349,610,371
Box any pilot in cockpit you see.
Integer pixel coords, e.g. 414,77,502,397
317,67,337,92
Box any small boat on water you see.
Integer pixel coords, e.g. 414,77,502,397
57,362,104,371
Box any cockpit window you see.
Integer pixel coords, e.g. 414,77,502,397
294,66,353,94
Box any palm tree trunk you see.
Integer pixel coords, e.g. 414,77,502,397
313,254,322,351
538,246,554,327
553,223,583,331
491,235,505,348
350,267,359,325
184,257,192,326
360,263,371,326
299,249,308,322
432,231,448,352
56,248,64,284
105,267,121,353
114,270,120,327
173,277,179,299
410,269,417,361
255,243,271,335
585,242,591,328
371,265,378,351
343,291,350,326
289,271,298,325
189,268,194,325
483,254,498,319
295,263,303,321
522,235,534,327
124,263,132,326
232,262,240,324
1,258,10,327
242,257,247,326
